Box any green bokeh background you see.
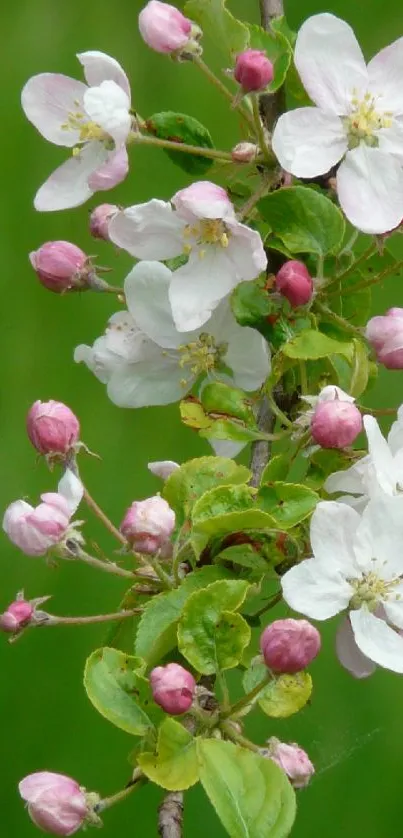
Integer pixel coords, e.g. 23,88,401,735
2,1,403,835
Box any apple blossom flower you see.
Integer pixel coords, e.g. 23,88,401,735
325,409,403,507
272,13,403,234
30,242,88,293
21,51,132,211
2,470,83,557
265,739,314,789
282,495,403,673
260,618,321,673
139,1,202,57
275,261,314,307
234,49,274,93
150,663,196,714
74,260,270,408
366,307,403,368
19,772,94,836
108,181,267,331
27,400,80,456
311,399,363,449
89,203,119,241
120,495,175,553
335,612,376,678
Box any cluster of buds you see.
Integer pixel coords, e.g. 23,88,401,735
260,618,321,674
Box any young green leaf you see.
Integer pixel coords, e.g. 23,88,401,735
84,648,158,735
191,484,276,555
145,111,214,175
259,186,345,256
257,482,318,528
260,455,290,484
282,329,353,361
163,456,251,527
138,718,199,790
243,661,312,718
184,0,249,57
201,381,256,425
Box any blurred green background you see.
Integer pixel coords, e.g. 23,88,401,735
2,0,403,835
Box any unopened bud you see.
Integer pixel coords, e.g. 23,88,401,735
234,49,274,92
150,662,195,714
265,738,314,789
365,307,403,369
29,241,88,294
0,599,33,633
231,142,258,163
311,400,362,449
260,618,321,673
27,400,80,456
139,0,202,56
120,495,175,553
89,203,119,241
19,772,97,836
275,261,313,307
3,494,71,557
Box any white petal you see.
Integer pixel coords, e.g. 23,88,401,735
335,615,376,678
324,457,369,496
107,355,188,408
208,438,246,458
367,37,403,113
88,146,128,191
77,51,130,100
169,248,237,332
218,310,270,391
363,414,395,494
124,261,181,348
225,221,268,280
74,311,155,382
34,143,107,211
337,146,403,234
350,606,403,673
21,74,87,146
172,181,235,221
388,406,403,454
109,200,184,259
148,461,180,479
295,13,367,114
383,586,403,629
272,108,347,177
281,557,352,620
353,494,403,578
57,469,83,515
83,80,131,145
377,120,403,161
309,500,361,574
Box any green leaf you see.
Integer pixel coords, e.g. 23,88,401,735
216,544,269,572
145,112,214,175
306,448,357,490
185,0,249,57
260,455,289,484
201,381,255,425
246,23,292,93
138,718,199,791
191,484,276,555
231,278,278,334
178,580,251,673
283,329,353,361
84,648,158,736
200,418,270,444
197,739,296,838
257,482,318,529
163,456,251,527
259,187,345,256
135,566,234,666
243,661,312,718
349,339,369,398
179,398,213,431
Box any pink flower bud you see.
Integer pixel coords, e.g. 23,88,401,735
231,142,258,163
275,261,314,307
3,494,71,556
234,49,274,92
27,400,80,456
150,663,196,714
139,1,200,55
0,599,33,633
29,242,88,294
260,618,321,674
19,772,89,836
120,495,175,553
266,738,314,789
89,204,119,241
311,400,363,449
365,307,403,369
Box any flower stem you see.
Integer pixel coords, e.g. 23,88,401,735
315,301,362,334
221,720,262,753
252,94,274,165
43,609,141,627
134,133,233,161
145,554,175,590
192,56,255,130
97,770,143,813
221,674,270,719
83,487,127,546
267,392,293,427
73,546,135,579
326,241,377,290
330,258,403,298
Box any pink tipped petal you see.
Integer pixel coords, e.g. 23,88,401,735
19,773,79,803
109,200,185,259
21,74,87,146
40,492,72,517
58,469,84,515
337,145,403,234
272,108,347,178
83,81,131,145
335,616,376,679
88,146,129,191
350,607,403,673
34,142,108,211
172,181,235,221
368,36,403,114
77,51,131,100
295,13,367,114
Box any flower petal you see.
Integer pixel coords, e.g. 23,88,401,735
124,261,181,348
19,773,78,803
337,145,403,234
310,500,361,574
281,557,352,620
172,181,235,221
272,108,347,177
169,248,239,332
350,606,403,673
383,586,403,629
58,469,83,515
88,146,128,191
21,74,87,146
295,13,367,114
324,456,369,497
107,354,188,408
208,438,246,458
353,494,403,578
34,142,108,211
77,51,130,100
387,405,403,454
335,615,376,678
83,80,131,145
218,309,270,391
376,120,403,161
74,311,154,382
363,414,395,494
367,36,403,114
109,200,184,259
226,220,268,280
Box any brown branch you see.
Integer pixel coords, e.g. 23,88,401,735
258,0,285,131
158,792,184,838
250,398,275,487
259,0,284,29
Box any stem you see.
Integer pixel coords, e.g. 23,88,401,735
330,258,403,298
146,554,175,590
98,770,143,813
315,301,362,334
221,674,270,720
158,792,184,838
192,56,255,130
83,487,127,546
326,242,377,290
250,398,275,488
251,590,282,619
237,175,273,221
74,547,135,579
258,0,285,129
359,405,397,416
340,229,359,255
267,392,293,427
252,94,274,165
135,133,233,161
221,720,262,753
216,669,230,710
43,609,140,627
299,361,308,395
